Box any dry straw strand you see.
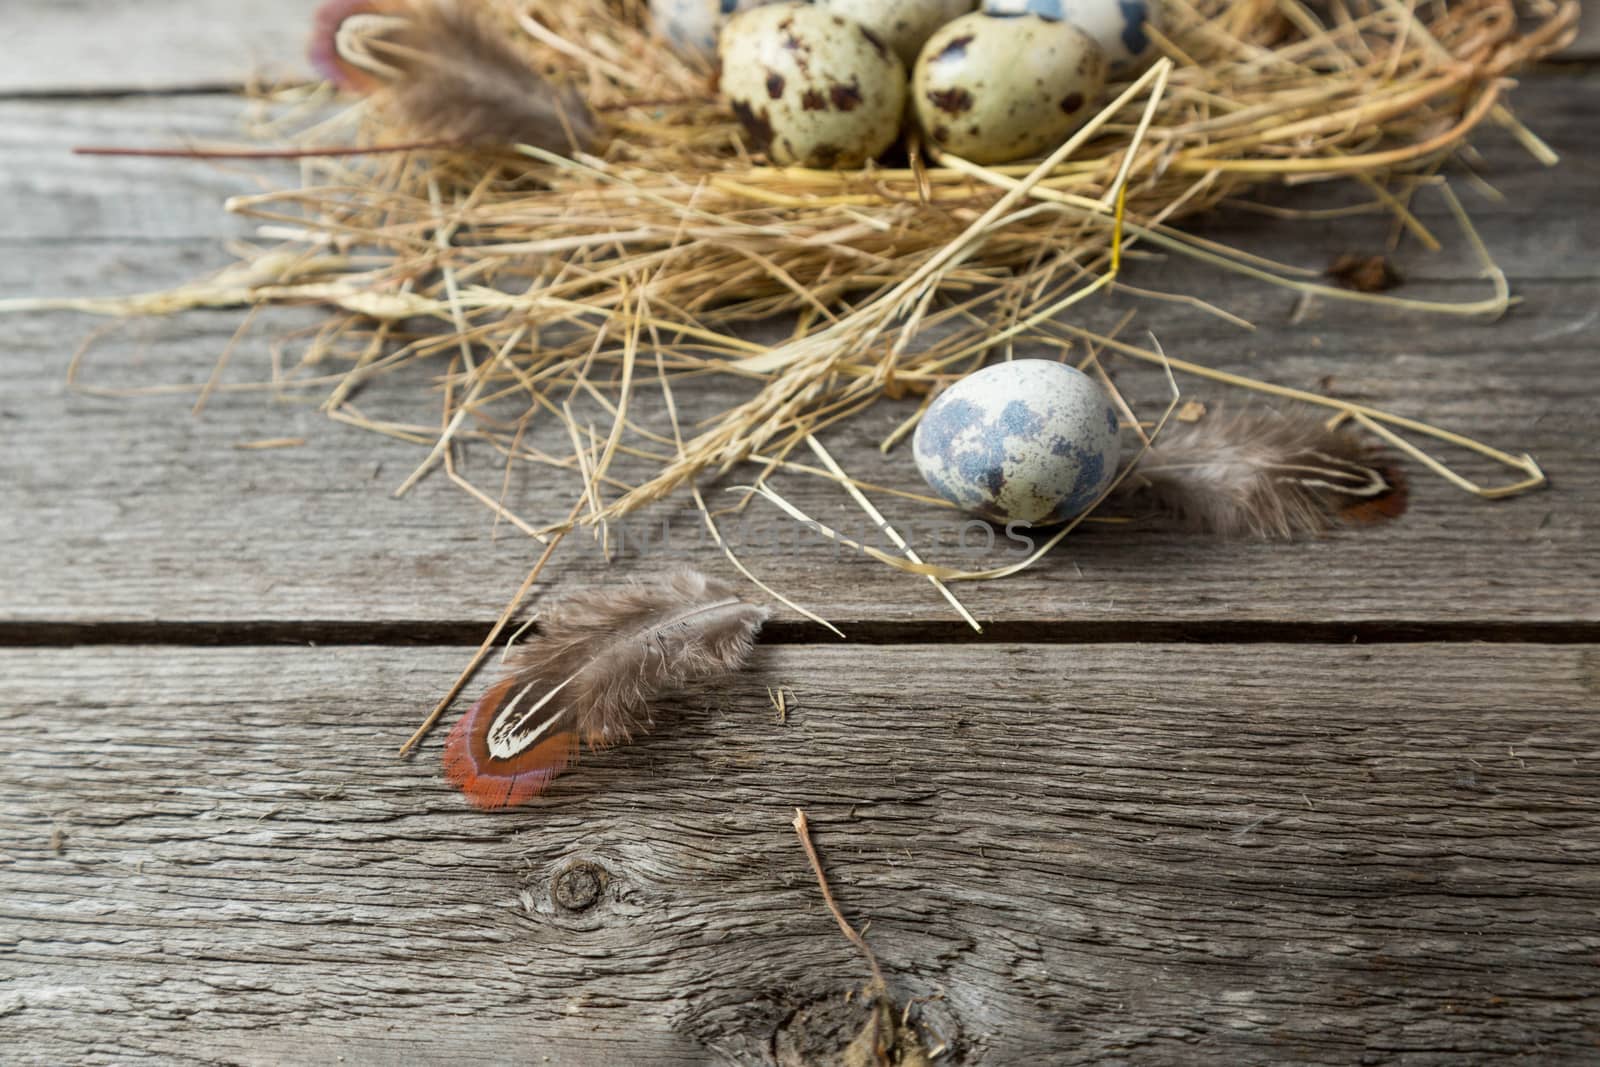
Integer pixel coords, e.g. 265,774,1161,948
24,0,1572,734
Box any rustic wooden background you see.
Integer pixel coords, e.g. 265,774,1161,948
3,4,1597,1064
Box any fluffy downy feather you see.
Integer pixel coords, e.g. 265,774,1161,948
1114,411,1408,539
443,569,769,809
310,0,597,151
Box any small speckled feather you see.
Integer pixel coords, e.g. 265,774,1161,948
443,569,768,809
310,0,596,151
1115,411,1408,538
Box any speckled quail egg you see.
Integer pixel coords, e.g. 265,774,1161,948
913,12,1106,164
719,3,908,168
981,0,1159,74
650,0,786,59
817,0,977,66
913,359,1121,524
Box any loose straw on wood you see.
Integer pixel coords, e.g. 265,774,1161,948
19,0,1574,746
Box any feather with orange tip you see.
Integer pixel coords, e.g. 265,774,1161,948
443,569,769,810
1113,410,1409,539
309,0,597,151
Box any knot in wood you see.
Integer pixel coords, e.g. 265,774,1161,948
552,860,605,912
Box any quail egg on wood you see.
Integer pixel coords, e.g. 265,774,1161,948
719,3,908,168
913,12,1106,165
817,0,977,66
913,359,1121,524
981,0,1159,74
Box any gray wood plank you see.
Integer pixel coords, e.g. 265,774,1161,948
0,98,295,243
1,1,323,95
1,0,1590,95
2,78,1596,633
4,245,1596,632
4,74,1596,275
2,643,1597,1065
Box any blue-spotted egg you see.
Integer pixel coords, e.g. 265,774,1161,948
650,0,786,59
913,359,1121,524
913,12,1106,165
817,0,977,65
981,0,1159,74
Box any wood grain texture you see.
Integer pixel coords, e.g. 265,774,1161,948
0,98,296,244
4,75,1596,269
2,643,1598,1065
0,1,325,95
3,18,1597,1067
4,258,1596,633
3,76,1599,633
0,0,1590,96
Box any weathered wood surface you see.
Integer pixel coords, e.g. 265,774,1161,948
7,273,1597,636
1,0,1594,96
1,1,326,95
4,643,1598,1065
6,77,1598,270
4,8,1599,1066
3,79,1598,634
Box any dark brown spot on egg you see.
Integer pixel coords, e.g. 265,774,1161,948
927,87,974,114
932,124,950,142
936,35,974,62
829,81,863,111
859,25,890,61
810,143,841,168
730,99,774,153
801,88,826,111
766,72,785,99
779,20,811,73
1060,92,1084,113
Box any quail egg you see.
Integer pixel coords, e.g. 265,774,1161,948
817,0,977,66
719,3,908,168
912,12,1105,164
981,0,1159,74
650,0,785,59
913,359,1121,524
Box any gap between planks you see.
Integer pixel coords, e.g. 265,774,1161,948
4,618,1599,648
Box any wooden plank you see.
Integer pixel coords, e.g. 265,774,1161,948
4,245,1596,632
2,78,1596,633
2,643,1597,1064
0,98,292,243
0,0,1590,95
4,75,1596,273
0,1,324,95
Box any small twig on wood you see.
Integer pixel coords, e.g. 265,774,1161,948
792,807,886,995
769,686,795,724
73,140,461,160
397,494,584,757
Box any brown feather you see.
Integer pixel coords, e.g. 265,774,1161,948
1113,410,1408,539
443,569,768,808
310,0,597,152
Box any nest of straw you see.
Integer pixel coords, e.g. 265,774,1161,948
63,0,1575,597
